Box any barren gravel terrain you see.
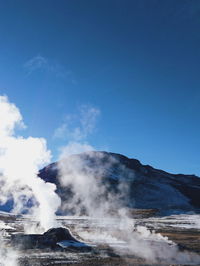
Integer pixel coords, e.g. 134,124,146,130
1,211,200,266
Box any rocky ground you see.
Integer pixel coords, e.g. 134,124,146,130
0,210,200,266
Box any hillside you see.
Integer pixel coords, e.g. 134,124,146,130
39,151,200,215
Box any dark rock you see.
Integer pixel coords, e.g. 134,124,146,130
11,227,84,250
42,227,78,248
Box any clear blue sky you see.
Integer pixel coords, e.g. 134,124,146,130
0,0,200,175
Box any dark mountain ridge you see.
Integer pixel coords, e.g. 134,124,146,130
39,151,200,215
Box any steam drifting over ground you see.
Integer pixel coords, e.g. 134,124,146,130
0,95,200,265
0,228,18,266
57,151,200,264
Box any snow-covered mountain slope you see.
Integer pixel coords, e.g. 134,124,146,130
38,151,200,215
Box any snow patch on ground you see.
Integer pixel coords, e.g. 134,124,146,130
142,214,200,229
0,221,15,230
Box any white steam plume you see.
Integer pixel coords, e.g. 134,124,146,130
55,103,200,264
115,218,200,264
0,95,61,231
0,229,18,266
58,148,200,264
79,217,200,264
58,151,131,217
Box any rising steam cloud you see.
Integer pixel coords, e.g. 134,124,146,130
56,110,200,264
0,95,199,264
0,229,18,266
0,95,61,231
58,150,200,264
55,104,131,216
58,151,131,216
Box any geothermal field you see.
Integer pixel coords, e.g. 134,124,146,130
0,211,200,265
1,1,200,265
0,92,200,266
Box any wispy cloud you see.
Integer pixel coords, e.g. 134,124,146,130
24,55,47,74
54,105,100,141
23,55,76,83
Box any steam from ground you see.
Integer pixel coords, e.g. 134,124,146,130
0,95,199,264
78,217,200,264
58,151,131,217
58,149,200,264
0,229,18,266
116,219,200,264
0,96,61,232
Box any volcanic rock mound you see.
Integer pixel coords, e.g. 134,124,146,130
12,227,86,249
